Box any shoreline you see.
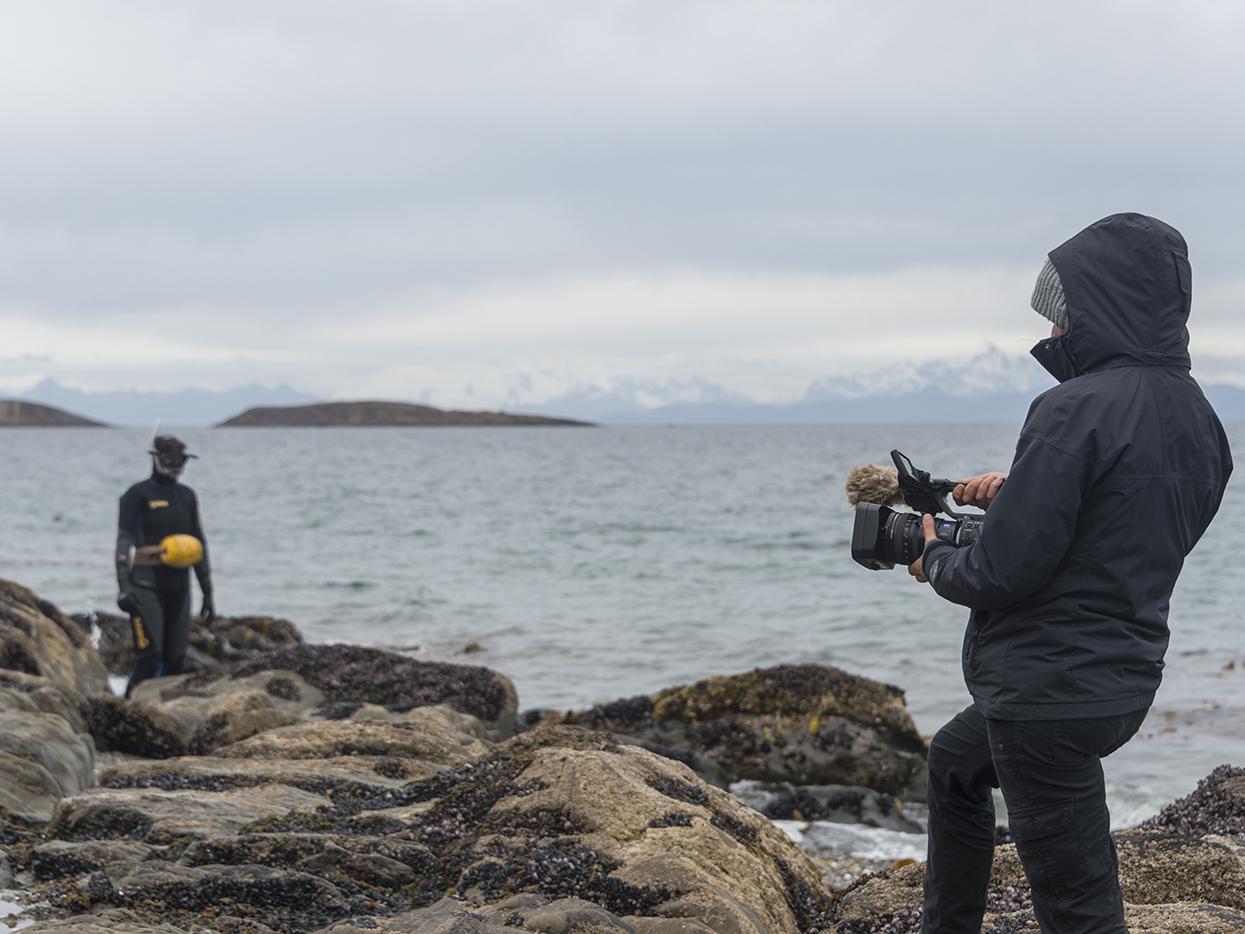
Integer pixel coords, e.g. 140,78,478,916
3,580,1244,933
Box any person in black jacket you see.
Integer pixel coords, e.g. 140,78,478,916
116,434,215,697
907,213,1232,934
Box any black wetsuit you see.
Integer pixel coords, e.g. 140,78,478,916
115,472,212,696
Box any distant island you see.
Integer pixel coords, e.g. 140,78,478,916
217,400,594,427
0,400,105,427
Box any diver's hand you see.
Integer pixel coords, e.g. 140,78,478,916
117,591,140,616
907,514,938,583
954,472,1007,510
199,591,216,624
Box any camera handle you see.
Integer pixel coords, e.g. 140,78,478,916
890,449,968,518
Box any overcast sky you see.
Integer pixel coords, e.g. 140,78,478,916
2,1,1244,407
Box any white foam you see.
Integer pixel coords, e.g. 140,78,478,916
0,893,34,932
775,820,928,862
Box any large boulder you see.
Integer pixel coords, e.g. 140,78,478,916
0,579,107,695
0,670,96,822
21,724,832,933
0,669,87,733
430,725,831,934
546,665,927,798
0,710,95,821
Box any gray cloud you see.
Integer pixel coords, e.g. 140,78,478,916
2,1,1244,400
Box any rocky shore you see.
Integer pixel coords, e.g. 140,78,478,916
3,577,1244,933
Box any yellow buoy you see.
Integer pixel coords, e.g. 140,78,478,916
159,534,203,568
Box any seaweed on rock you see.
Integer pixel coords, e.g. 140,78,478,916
180,644,509,723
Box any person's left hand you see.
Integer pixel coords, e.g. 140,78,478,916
907,514,938,584
199,591,216,623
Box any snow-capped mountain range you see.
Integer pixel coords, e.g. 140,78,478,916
531,347,1061,423
11,348,1245,425
802,346,1053,401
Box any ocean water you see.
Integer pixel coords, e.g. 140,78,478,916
2,424,1243,830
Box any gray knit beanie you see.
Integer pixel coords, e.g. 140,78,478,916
1031,257,1068,330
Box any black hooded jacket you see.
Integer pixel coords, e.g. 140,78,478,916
922,213,1232,720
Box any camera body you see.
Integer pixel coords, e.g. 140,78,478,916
849,450,984,570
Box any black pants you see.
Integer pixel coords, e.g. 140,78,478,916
921,704,1146,934
124,585,192,697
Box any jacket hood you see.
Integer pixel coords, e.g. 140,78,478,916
1031,213,1192,382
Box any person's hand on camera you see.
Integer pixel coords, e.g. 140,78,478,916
908,514,938,583
199,591,216,624
954,472,1007,510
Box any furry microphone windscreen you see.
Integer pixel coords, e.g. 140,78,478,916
844,464,903,507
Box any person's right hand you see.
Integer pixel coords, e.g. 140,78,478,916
954,472,1007,510
117,591,140,616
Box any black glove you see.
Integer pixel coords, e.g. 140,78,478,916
199,590,216,624
117,590,140,616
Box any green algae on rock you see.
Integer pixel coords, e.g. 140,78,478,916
547,664,928,797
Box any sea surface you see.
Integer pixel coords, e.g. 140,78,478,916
3,424,1243,836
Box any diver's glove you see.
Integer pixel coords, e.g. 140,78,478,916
199,590,216,624
117,591,140,616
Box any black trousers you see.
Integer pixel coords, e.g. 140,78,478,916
124,585,192,697
921,704,1146,934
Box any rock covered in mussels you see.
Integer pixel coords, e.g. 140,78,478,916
22,722,831,933
1140,763,1245,838
180,643,518,738
546,664,928,797
74,644,519,762
83,610,303,678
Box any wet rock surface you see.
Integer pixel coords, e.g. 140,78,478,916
0,580,107,696
0,645,99,825
544,665,928,798
0,709,96,821
12,721,830,933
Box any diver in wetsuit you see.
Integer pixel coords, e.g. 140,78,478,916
115,435,215,696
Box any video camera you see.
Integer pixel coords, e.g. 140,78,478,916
847,450,984,570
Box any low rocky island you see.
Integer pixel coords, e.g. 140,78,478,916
0,401,104,427
2,577,1243,933
217,401,592,428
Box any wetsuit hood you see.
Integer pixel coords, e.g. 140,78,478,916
1030,213,1192,383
